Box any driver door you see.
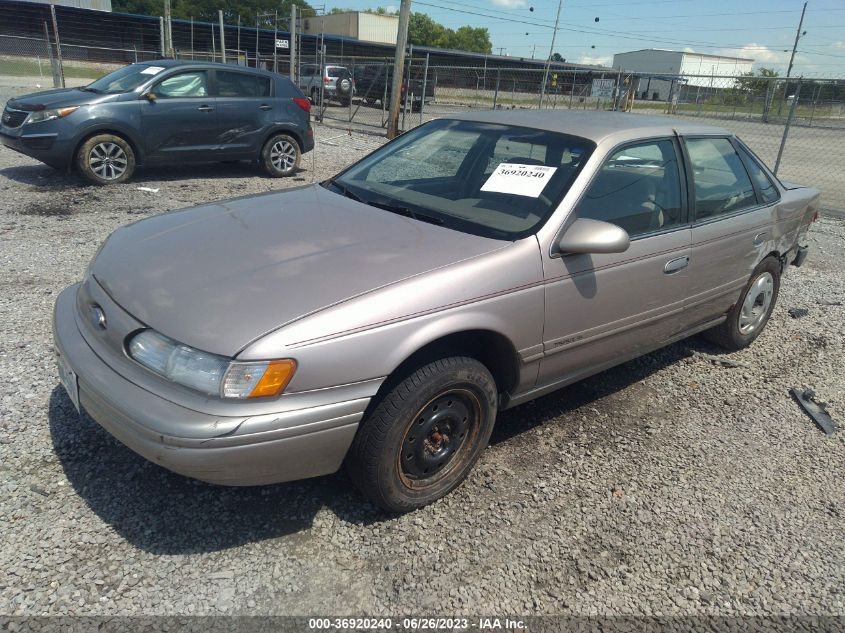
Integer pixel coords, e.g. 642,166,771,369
538,137,693,385
141,70,218,161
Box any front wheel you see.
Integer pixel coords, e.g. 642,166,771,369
260,134,301,177
703,256,781,350
77,134,135,185
345,356,498,513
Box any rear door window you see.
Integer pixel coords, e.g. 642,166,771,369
686,137,757,220
216,70,271,97
736,143,780,204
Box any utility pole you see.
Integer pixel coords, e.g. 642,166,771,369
786,1,807,78
290,4,297,81
387,0,412,139
539,0,563,108
219,10,226,63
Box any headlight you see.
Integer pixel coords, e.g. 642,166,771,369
25,106,79,125
127,330,296,399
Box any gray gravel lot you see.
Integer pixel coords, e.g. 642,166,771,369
1,77,844,618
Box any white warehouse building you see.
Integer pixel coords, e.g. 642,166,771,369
612,49,754,102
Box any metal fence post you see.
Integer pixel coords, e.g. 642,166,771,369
43,20,61,88
492,68,500,110
159,16,165,57
419,53,429,124
190,17,193,60
774,79,802,175
219,10,226,63
349,58,354,122
49,6,64,88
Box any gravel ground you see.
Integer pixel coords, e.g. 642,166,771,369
1,77,844,619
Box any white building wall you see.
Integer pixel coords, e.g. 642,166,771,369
612,49,754,101
357,14,398,45
679,53,753,88
300,12,398,45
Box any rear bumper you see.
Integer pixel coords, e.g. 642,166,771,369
52,284,365,486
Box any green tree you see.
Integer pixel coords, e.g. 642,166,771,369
408,12,491,54
408,12,447,47
550,52,564,62
113,0,316,24
735,67,779,94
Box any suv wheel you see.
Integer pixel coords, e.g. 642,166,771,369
345,356,498,513
77,134,135,185
260,134,301,177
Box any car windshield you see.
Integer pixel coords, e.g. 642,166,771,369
329,119,594,240
86,64,166,94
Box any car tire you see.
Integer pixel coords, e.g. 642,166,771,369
260,134,301,177
703,256,781,351
76,134,135,185
345,356,498,513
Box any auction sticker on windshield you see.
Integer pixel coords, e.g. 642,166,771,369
141,66,165,75
481,163,558,198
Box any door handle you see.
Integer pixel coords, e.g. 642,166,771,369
258,104,273,110
664,256,689,274
753,231,769,247
197,105,214,112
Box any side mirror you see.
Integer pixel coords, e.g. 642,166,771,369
556,217,630,255
144,92,157,102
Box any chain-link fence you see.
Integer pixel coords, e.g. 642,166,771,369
1,0,842,212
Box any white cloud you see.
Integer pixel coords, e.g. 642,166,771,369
716,42,790,67
576,54,611,67
683,47,695,54
491,0,528,7
833,41,845,50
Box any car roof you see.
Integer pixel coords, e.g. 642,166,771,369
445,110,732,145
137,59,280,79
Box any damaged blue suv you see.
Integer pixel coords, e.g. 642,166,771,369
1,59,314,184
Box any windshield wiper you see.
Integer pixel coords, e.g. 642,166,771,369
79,86,100,93
327,179,365,203
368,200,444,226
326,179,444,226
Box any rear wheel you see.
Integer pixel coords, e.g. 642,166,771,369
346,356,497,513
77,134,135,185
260,134,301,177
703,256,781,350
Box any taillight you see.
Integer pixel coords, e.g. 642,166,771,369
401,81,407,93
293,97,311,113
324,76,330,84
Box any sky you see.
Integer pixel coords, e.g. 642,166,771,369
321,0,845,76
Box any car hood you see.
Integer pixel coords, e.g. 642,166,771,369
8,87,112,110
92,185,506,357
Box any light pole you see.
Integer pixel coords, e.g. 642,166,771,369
539,0,563,108
387,0,412,138
786,1,807,78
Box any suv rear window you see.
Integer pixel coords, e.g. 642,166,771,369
327,67,350,78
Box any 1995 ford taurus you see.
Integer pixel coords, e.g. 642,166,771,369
53,111,819,512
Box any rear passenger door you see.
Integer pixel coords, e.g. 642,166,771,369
539,137,693,385
214,70,274,157
683,136,780,325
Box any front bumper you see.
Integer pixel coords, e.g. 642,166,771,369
1,125,70,169
52,284,365,486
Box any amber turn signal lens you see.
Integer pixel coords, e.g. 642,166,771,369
249,359,297,398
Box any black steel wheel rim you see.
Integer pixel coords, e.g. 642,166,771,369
398,388,481,487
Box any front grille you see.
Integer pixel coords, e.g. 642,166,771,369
2,107,28,128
